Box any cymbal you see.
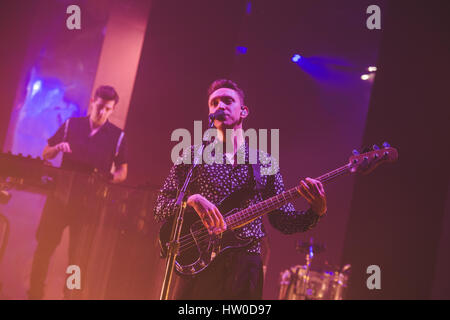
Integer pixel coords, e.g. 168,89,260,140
296,240,326,254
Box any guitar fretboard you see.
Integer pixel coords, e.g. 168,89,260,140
225,163,351,229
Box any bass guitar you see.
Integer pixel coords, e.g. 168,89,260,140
159,143,398,276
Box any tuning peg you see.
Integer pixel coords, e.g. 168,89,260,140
382,142,390,148
372,144,380,150
352,149,360,156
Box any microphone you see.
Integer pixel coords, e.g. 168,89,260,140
208,109,226,122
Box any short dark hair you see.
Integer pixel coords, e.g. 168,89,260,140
207,79,245,105
94,85,119,105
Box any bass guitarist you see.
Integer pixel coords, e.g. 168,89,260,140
154,79,327,300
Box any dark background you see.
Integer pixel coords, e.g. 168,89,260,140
125,0,382,299
0,0,449,299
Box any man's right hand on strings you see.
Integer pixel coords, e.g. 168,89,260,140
187,194,227,235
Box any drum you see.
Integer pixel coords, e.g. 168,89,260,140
278,265,348,300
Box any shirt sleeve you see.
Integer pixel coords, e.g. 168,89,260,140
47,120,68,147
153,145,197,223
263,166,323,235
153,162,190,223
113,132,128,166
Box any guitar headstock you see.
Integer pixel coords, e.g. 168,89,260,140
348,142,398,174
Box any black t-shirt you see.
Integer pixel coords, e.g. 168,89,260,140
48,116,127,175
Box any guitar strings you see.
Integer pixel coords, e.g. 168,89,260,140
176,201,279,254
175,166,350,254
176,189,288,246
174,165,349,253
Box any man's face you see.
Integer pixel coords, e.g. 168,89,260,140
90,97,115,126
208,88,246,129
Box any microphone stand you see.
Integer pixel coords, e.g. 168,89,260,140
159,118,216,300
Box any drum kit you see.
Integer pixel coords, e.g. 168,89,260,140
278,238,351,300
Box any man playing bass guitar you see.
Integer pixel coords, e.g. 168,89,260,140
154,79,327,300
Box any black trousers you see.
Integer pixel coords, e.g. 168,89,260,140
172,248,264,300
28,196,95,299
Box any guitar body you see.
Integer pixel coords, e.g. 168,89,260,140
159,188,255,276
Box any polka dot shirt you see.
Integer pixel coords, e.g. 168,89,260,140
154,142,322,254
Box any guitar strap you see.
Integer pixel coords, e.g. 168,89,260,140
63,118,70,141
115,131,125,158
251,162,264,193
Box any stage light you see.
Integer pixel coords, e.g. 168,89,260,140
292,54,302,63
31,80,42,96
368,66,377,72
246,1,252,15
361,74,370,80
236,46,247,54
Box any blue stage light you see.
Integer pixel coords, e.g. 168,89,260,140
292,54,302,63
236,46,248,54
246,1,252,15
31,80,42,96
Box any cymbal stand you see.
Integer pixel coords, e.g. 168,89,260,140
299,242,314,299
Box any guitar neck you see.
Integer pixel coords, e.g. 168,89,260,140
226,163,351,230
